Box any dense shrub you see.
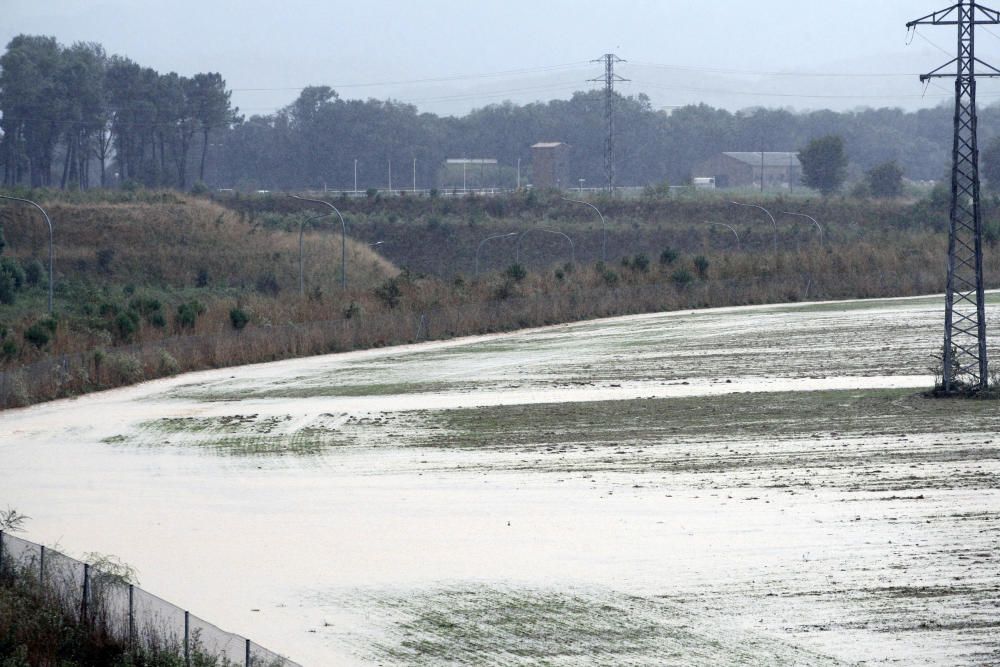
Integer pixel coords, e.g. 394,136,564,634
23,322,51,348
176,300,206,329
694,255,710,279
113,311,140,342
98,302,119,318
375,278,403,309
106,353,143,384
504,263,527,282
659,248,679,265
344,301,362,319
671,268,694,288
24,259,44,287
255,271,280,295
1,257,26,290
229,307,249,330
129,296,162,318
157,349,180,375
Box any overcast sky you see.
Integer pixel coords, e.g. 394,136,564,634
6,0,1000,116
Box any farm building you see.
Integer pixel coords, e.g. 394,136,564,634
694,152,801,190
531,142,571,189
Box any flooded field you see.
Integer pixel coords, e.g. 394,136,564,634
2,293,999,665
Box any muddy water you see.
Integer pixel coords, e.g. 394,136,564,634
1,293,998,665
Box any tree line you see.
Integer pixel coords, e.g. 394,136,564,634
0,35,234,189
216,88,970,192
5,34,1000,192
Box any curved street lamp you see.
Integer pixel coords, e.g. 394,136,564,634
729,201,777,254
782,211,824,245
560,196,607,262
289,194,347,289
0,195,54,313
475,232,517,276
703,221,741,250
516,228,575,265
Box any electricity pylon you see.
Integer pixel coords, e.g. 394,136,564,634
590,54,628,194
907,1,1000,391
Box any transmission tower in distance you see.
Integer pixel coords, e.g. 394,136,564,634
590,54,628,194
907,1,1000,392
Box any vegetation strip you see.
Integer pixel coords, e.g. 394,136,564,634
418,388,1000,449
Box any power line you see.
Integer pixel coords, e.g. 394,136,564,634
911,26,957,57
630,60,921,78
630,79,978,100
229,61,592,93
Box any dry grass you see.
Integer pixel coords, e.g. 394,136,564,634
0,195,395,290
0,190,995,409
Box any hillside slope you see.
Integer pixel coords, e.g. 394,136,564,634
1,195,395,292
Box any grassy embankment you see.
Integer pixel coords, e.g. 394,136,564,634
1,187,997,407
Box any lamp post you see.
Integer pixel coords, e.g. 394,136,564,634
782,211,823,245
0,195,54,313
289,194,348,289
729,201,777,254
475,232,517,276
703,221,741,250
560,197,607,262
297,212,332,295
516,228,575,265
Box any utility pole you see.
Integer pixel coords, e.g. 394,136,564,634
590,53,628,194
760,150,765,193
908,1,1000,392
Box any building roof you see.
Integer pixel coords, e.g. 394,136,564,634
723,152,800,168
531,142,567,149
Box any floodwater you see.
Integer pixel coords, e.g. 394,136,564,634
1,293,998,665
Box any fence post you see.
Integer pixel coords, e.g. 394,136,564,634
184,610,190,666
245,638,251,666
0,530,4,575
39,544,45,587
128,584,135,648
81,563,90,623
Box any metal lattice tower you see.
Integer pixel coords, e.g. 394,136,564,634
590,54,628,194
907,1,1000,391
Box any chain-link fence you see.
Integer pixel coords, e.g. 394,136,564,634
0,531,298,666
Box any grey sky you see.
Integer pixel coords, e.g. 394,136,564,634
5,0,1000,116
